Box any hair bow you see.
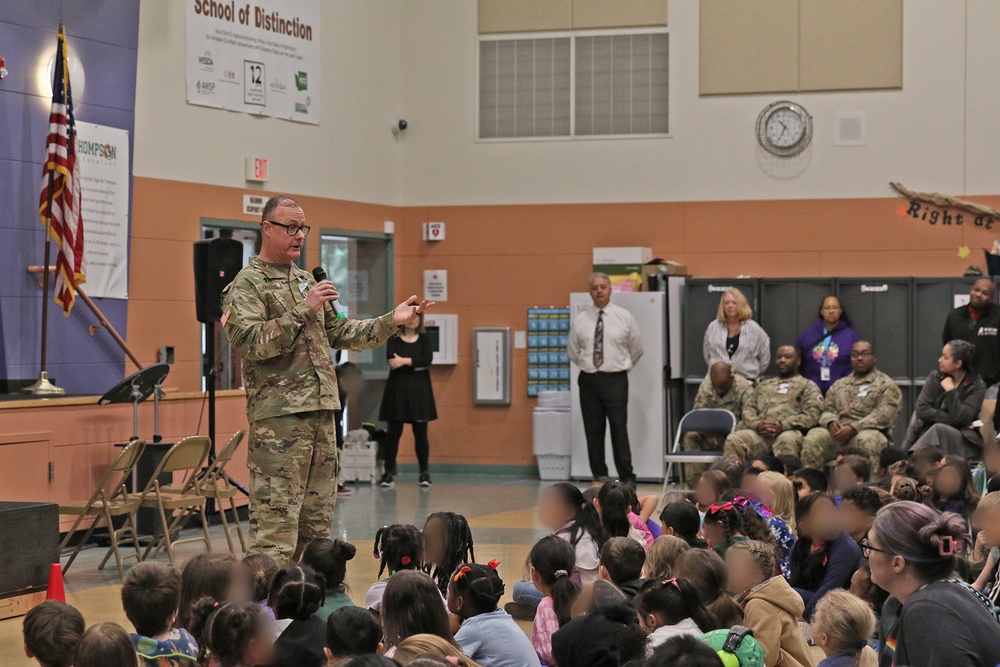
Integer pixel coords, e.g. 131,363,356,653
453,565,472,582
708,502,734,513
401,556,412,567
487,559,501,570
553,569,569,579
661,577,680,590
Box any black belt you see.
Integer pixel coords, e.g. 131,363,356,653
582,370,627,376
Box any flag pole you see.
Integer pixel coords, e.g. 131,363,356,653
24,25,66,396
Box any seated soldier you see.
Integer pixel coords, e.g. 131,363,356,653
683,361,753,477
723,345,823,463
801,340,902,475
903,340,987,459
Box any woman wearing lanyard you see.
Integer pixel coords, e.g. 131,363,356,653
797,296,859,395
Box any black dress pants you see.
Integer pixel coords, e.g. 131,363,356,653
578,371,634,480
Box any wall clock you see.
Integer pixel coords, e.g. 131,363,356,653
756,101,812,157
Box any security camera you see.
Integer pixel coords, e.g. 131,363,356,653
391,118,408,136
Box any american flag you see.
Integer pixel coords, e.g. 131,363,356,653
39,25,86,315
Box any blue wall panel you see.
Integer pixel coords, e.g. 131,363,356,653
0,0,139,394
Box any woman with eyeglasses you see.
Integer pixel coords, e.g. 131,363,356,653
865,501,1000,667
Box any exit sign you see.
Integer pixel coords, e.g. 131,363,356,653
245,156,268,182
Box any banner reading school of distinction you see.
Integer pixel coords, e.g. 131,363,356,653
75,122,130,300
185,0,321,124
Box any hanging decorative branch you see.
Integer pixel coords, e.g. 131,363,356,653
890,182,1000,220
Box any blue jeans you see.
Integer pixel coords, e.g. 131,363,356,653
513,579,544,608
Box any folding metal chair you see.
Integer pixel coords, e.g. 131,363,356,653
185,430,247,556
662,409,737,495
132,436,213,564
58,439,146,580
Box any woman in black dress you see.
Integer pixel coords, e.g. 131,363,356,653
379,313,437,488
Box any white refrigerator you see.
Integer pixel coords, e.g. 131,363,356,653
569,286,682,482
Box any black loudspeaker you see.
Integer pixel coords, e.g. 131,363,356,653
194,238,244,323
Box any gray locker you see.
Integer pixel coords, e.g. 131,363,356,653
759,279,837,377
682,278,759,381
912,277,1000,379
835,278,912,381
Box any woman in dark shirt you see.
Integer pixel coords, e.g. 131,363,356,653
379,313,437,488
867,501,1000,667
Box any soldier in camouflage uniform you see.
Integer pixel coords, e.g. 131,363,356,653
723,345,823,463
801,340,902,476
223,195,432,563
683,362,753,478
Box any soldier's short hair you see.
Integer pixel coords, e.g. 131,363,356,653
261,194,301,223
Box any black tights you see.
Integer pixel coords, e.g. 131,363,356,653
384,421,429,475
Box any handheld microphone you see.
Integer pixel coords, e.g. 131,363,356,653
311,267,347,320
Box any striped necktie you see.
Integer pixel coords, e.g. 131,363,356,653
593,310,605,368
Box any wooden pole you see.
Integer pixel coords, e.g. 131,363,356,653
27,265,143,371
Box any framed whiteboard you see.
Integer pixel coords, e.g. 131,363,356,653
473,327,511,405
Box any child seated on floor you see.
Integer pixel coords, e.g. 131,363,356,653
423,511,476,597
840,485,885,544
643,535,691,580
810,590,878,667
599,536,648,599
325,606,383,663
120,562,198,665
528,535,580,666
301,537,357,621
972,492,1000,603
849,561,888,651
510,483,605,616
834,455,871,493
593,480,650,545
702,502,749,558
74,622,141,667
449,561,541,667
790,467,829,499
178,553,249,631
695,470,732,514
22,600,85,667
788,492,862,621
189,599,275,667
242,553,278,621
726,540,813,667
270,564,327,667
931,456,980,521
367,524,424,615
634,577,716,654
658,501,707,549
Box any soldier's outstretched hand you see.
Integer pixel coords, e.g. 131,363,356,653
393,295,435,327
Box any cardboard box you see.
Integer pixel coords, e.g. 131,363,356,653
641,261,688,288
592,247,653,265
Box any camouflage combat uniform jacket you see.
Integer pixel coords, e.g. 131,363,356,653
818,368,902,436
693,375,754,428
743,374,823,433
222,256,399,421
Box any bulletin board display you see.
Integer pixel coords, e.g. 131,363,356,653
527,307,571,397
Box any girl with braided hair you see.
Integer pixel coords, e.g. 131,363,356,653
423,511,476,597
702,502,748,558
269,563,328,667
366,524,425,615
449,561,541,667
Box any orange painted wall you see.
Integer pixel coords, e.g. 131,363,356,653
9,181,999,497
393,195,1000,467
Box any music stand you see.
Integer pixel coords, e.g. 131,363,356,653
98,363,170,442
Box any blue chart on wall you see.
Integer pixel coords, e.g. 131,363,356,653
527,308,571,397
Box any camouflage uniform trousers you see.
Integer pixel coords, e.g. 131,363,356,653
247,409,338,563
681,432,727,481
800,427,888,477
722,429,804,463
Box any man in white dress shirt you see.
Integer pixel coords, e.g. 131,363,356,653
568,272,645,485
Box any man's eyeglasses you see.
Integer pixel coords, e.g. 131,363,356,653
265,220,311,237
859,536,893,559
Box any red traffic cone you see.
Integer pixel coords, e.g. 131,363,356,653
45,563,66,603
